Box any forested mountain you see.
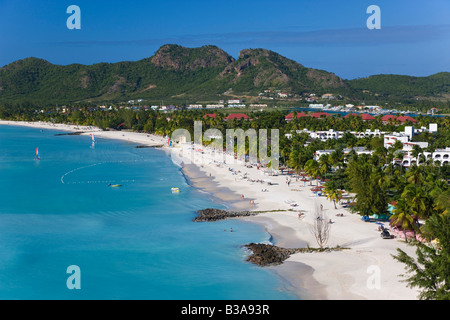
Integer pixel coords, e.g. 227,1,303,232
347,72,450,101
0,44,448,105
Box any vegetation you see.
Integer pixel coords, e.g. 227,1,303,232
1,45,448,110
393,214,450,300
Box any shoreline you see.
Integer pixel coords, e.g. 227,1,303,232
0,120,421,300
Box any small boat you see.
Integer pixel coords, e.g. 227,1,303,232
171,187,180,193
108,184,122,188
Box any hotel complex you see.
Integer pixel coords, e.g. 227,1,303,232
285,118,447,166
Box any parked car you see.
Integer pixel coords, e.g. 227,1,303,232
380,229,391,239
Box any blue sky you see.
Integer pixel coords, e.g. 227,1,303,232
0,0,449,79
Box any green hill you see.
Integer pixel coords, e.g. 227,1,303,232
0,44,448,105
346,72,450,101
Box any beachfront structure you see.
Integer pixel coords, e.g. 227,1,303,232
310,112,332,118
188,104,203,109
249,104,268,108
285,123,437,145
205,104,225,109
384,133,410,148
310,129,343,141
314,147,373,161
315,145,448,167
284,112,308,122
344,113,376,121
227,104,246,108
393,148,450,167
285,128,385,141
223,113,252,121
382,114,418,124
425,147,450,165
384,124,438,148
353,129,384,138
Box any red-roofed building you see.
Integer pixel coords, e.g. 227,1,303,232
344,113,375,121
310,112,331,118
397,115,417,123
203,114,217,119
344,113,359,118
381,115,398,123
285,112,308,122
360,114,376,121
224,113,251,121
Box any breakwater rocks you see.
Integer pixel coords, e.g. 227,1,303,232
244,243,306,266
135,145,164,148
243,243,349,266
193,208,257,222
54,132,85,136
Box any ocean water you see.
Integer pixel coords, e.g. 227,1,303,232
0,125,296,300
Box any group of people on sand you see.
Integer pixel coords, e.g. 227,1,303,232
240,194,255,206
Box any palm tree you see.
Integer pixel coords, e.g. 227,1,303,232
304,159,319,186
318,153,331,178
406,165,424,185
324,181,343,209
391,198,415,242
433,189,450,216
329,150,344,170
287,149,302,176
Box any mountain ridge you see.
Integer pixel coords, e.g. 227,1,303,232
0,44,448,105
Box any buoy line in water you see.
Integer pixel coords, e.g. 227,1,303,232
60,159,163,185
61,163,101,184
64,179,136,185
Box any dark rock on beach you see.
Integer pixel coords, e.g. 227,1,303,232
243,243,349,266
54,132,85,136
193,208,256,222
135,145,164,148
244,243,306,266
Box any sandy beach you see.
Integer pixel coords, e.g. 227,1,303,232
0,120,420,300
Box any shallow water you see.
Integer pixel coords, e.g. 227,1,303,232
0,125,296,300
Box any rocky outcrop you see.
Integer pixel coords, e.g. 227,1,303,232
244,243,349,266
244,243,307,266
193,208,256,222
151,44,235,72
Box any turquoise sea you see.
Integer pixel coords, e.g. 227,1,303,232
0,125,296,300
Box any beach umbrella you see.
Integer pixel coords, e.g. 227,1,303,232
300,178,308,186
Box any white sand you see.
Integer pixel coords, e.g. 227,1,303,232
1,120,420,300
171,144,420,300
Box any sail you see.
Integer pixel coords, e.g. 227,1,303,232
92,134,96,143
35,147,40,160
